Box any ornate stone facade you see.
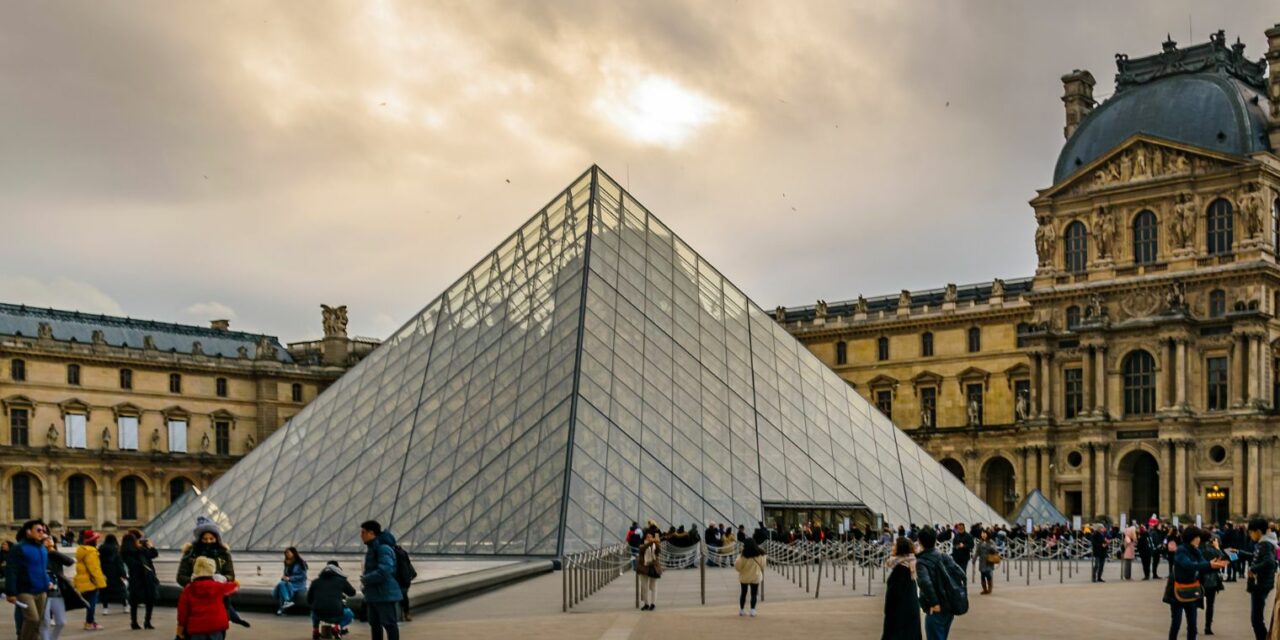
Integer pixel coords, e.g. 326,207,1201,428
775,27,1280,524
0,304,375,533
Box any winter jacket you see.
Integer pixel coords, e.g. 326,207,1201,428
882,562,922,640
976,539,998,572
915,548,966,615
1122,527,1137,561
1246,532,1278,592
360,531,403,604
177,542,236,586
635,541,662,578
1090,530,1108,559
99,542,127,603
4,539,48,595
46,549,85,611
307,565,356,622
1172,543,1212,584
734,553,767,585
950,532,974,565
176,577,239,636
122,544,160,604
283,560,308,591
1201,546,1225,592
73,545,106,593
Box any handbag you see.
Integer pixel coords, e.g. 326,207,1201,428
1173,580,1203,603
985,551,1001,565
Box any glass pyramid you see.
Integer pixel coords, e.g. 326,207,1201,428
146,166,1005,556
1011,489,1068,526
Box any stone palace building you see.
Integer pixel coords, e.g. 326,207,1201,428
0,304,374,532
775,25,1280,524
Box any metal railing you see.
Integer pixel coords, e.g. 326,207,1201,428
562,542,631,612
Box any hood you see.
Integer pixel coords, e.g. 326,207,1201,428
75,545,97,561
369,530,397,548
320,564,347,579
1263,531,1278,547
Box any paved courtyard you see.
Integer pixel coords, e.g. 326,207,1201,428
7,560,1272,640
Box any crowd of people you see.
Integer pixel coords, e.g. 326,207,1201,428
2,518,418,640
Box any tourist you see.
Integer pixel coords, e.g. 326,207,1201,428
1122,523,1137,580
272,547,309,616
1165,527,1227,640
975,528,998,595
1237,517,1276,640
1090,525,1108,583
41,534,77,640
73,530,106,630
358,521,403,640
120,531,158,630
1199,534,1226,635
882,537,921,640
1138,524,1154,580
733,538,766,617
6,521,50,640
307,561,355,639
177,517,236,586
636,529,662,611
949,524,973,576
176,557,239,640
98,535,126,618
915,527,966,640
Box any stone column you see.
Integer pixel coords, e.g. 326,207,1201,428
1031,353,1044,418
1018,447,1029,499
1155,340,1168,411
1082,346,1095,413
1174,441,1188,515
1094,444,1108,518
1040,447,1052,499
96,485,108,527
1248,438,1262,515
1095,346,1108,418
1159,441,1173,517
1250,335,1263,405
1232,437,1246,517
1083,445,1096,518
1236,334,1250,407
1045,353,1055,419
1176,339,1188,409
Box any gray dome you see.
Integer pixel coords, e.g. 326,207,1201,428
1055,73,1271,183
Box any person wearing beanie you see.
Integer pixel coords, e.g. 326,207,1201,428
73,530,107,630
176,517,247,630
307,561,355,639
176,557,239,640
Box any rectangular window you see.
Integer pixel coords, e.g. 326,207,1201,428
169,373,182,394
67,476,85,520
291,383,303,403
966,383,984,426
1015,379,1031,408
9,409,29,446
10,359,25,382
119,369,132,390
11,475,30,520
118,415,139,450
120,478,137,521
920,387,937,427
67,364,80,386
875,390,892,419
1064,368,1083,418
1207,356,1229,411
64,414,87,449
877,338,890,361
168,419,188,453
215,421,230,456
216,377,227,398
967,328,981,353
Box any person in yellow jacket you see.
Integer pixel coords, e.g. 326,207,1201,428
73,530,107,630
734,538,767,617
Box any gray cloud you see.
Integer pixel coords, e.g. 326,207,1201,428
1,1,1275,340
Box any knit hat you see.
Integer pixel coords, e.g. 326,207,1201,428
192,516,223,543
192,556,217,579
81,530,101,545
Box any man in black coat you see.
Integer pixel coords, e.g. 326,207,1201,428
1136,525,1153,580
751,522,768,545
916,527,966,639
950,523,974,574
1089,526,1108,582
307,561,356,639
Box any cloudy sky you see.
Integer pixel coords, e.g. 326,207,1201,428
2,1,1275,341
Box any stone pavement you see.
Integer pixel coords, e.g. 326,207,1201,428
8,560,1273,639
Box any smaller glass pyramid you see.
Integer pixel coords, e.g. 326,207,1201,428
1011,489,1068,526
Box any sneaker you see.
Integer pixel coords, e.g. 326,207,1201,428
739,609,746,617
276,609,284,616
749,609,757,617
282,601,295,610
84,624,104,631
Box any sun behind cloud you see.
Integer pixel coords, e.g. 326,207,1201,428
592,67,724,148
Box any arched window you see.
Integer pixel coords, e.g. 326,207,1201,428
877,337,890,361
835,341,847,365
119,476,139,521
67,475,87,520
1122,350,1156,416
11,473,32,520
967,327,982,353
1209,289,1226,318
1206,198,1234,254
921,332,934,357
1132,210,1158,264
1064,221,1087,273
169,477,192,505
1066,305,1081,330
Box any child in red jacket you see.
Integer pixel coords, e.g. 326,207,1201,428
176,557,239,640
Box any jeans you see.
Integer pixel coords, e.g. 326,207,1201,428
1251,587,1271,640
1141,554,1152,579
41,596,66,640
83,591,98,625
1204,590,1216,631
738,583,758,609
311,609,354,628
273,582,305,610
366,602,399,640
924,612,954,640
15,594,47,640
1169,601,1198,640
1092,557,1106,581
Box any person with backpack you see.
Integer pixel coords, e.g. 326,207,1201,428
389,542,416,622
635,529,662,611
1235,517,1276,640
733,538,766,617
307,562,355,640
358,521,402,640
914,526,967,640
1164,527,1227,640
882,536,921,640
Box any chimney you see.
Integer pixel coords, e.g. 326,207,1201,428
1061,70,1096,140
1266,23,1280,149
210,319,230,331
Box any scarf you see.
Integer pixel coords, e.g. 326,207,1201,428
885,553,917,579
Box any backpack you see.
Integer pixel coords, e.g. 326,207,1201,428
943,555,970,616
392,544,417,585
